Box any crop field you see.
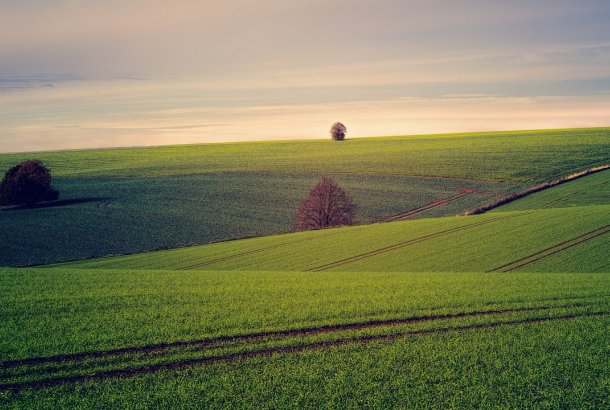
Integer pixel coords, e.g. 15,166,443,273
1,268,608,407
492,168,610,212
1,127,609,267
1,128,609,407
63,204,610,273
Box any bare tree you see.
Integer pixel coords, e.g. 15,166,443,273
293,176,356,231
330,122,347,141
0,160,59,206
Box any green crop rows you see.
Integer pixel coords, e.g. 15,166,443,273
493,168,610,212
64,205,610,273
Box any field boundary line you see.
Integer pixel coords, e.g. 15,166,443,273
488,225,610,272
466,164,610,215
1,299,601,370
1,311,606,392
307,214,517,272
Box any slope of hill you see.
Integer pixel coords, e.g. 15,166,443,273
1,127,608,267
491,168,610,212
2,137,609,407
63,204,609,273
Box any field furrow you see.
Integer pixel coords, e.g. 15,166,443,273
489,225,610,272
1,307,605,393
307,214,516,272
384,188,475,221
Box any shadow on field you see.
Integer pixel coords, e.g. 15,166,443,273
0,197,112,211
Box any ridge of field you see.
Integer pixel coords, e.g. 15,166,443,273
63,205,610,273
491,168,610,212
1,128,608,181
5,316,606,409
1,127,608,267
1,268,608,407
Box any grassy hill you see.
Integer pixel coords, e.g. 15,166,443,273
63,204,609,273
1,268,608,407
492,168,610,212
1,130,609,408
1,127,609,267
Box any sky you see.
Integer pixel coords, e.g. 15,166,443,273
1,0,610,153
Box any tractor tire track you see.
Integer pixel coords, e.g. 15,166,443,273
385,188,479,222
488,225,610,272
1,311,606,393
176,228,346,270
541,180,610,209
0,300,598,370
308,214,518,272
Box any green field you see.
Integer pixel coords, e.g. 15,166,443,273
63,205,610,273
492,168,610,212
1,129,609,408
1,269,608,407
1,127,608,267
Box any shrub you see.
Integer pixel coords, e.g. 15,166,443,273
0,160,59,206
293,176,356,231
330,122,347,141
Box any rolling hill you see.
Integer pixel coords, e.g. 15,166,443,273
1,130,609,408
1,127,609,267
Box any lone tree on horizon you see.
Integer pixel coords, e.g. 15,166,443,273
330,122,347,141
293,176,356,231
0,160,59,206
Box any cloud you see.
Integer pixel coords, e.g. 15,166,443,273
0,1,609,151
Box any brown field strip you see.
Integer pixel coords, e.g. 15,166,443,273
308,214,517,272
488,225,610,272
0,309,606,393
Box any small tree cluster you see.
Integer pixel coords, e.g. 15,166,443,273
293,176,356,231
0,160,59,206
330,122,347,141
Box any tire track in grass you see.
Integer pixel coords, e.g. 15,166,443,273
488,225,610,272
3,298,602,370
308,214,519,272
1,300,603,374
385,188,478,222
0,311,606,392
541,180,610,209
0,303,561,369
176,228,347,270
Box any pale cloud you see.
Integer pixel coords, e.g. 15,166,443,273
0,1,609,151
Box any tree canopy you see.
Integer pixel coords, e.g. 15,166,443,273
293,176,356,231
330,122,347,141
0,160,59,206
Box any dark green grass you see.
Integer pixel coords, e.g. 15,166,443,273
2,316,608,409
1,127,608,267
0,173,510,267
66,205,610,273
